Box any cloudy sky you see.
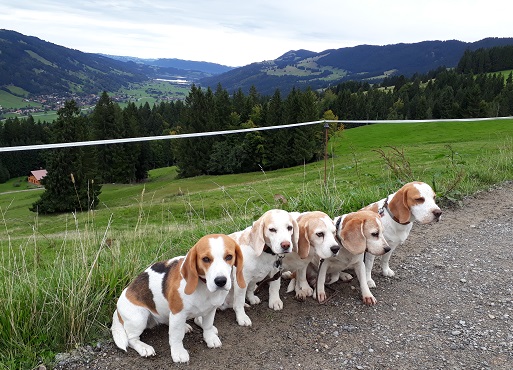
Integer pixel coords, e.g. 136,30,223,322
1,1,511,67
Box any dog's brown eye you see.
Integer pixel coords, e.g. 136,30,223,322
269,228,277,233
371,232,379,237
416,197,425,202
287,225,293,231
225,254,233,261
316,232,324,238
202,257,211,263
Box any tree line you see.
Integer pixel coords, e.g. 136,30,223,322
456,45,513,74
1,46,513,213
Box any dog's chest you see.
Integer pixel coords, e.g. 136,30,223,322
252,253,280,281
183,286,229,318
384,222,413,246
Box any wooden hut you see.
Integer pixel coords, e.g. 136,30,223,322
28,169,47,186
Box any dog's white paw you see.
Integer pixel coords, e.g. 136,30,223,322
204,333,222,348
269,298,283,310
317,291,327,303
382,267,395,277
186,322,195,332
247,295,261,305
362,294,377,305
171,347,189,363
295,286,313,301
131,340,156,357
339,272,353,282
236,312,252,326
367,279,376,288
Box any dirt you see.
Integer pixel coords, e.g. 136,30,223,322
53,182,513,370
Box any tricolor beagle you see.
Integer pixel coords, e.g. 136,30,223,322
283,211,341,301
111,234,245,363
315,210,390,305
361,181,442,288
224,209,299,326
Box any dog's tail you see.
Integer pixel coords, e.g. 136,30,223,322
111,309,128,351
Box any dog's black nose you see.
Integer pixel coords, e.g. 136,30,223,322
330,245,340,255
214,276,227,287
433,209,442,219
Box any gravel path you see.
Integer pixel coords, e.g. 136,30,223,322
54,182,513,370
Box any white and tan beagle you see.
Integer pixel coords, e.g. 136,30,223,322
224,209,299,326
362,181,442,288
111,234,245,363
283,211,341,301
315,210,390,305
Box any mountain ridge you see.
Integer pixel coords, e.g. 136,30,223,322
1,29,513,99
199,37,513,95
0,29,226,97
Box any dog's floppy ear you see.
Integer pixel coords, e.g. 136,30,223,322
341,218,366,255
389,184,412,224
297,218,310,259
233,241,246,289
182,244,199,295
248,216,266,256
291,216,300,253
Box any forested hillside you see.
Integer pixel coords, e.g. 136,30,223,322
199,38,513,95
0,29,221,97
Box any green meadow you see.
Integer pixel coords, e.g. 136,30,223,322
1,118,513,369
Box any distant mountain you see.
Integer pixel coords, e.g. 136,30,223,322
0,29,226,97
198,38,513,95
101,55,234,75
2,29,513,100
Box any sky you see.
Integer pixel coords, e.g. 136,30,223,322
1,1,511,67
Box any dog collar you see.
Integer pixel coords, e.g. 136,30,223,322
335,216,343,244
253,254,284,295
379,197,411,225
263,244,276,255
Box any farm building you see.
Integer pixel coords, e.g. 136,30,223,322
28,169,47,186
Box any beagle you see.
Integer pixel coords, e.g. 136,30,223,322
282,211,341,301
315,210,390,305
361,181,442,288
111,234,245,363
224,209,299,326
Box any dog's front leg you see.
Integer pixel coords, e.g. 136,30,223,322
268,275,283,310
295,264,313,301
315,260,329,303
168,312,189,363
200,308,222,348
245,280,261,305
233,279,252,326
380,248,395,277
355,261,377,305
364,252,377,288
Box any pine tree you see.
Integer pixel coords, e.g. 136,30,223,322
92,91,128,183
30,100,101,214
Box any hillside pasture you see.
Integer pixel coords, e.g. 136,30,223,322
0,89,41,109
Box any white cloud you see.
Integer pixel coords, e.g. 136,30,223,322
0,0,511,66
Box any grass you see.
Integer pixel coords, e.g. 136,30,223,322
0,90,41,110
1,118,513,368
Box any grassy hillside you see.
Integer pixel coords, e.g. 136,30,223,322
1,118,513,368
